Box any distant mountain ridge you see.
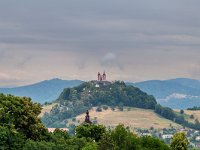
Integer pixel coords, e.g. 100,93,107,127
130,78,200,109
1,78,200,109
0,78,83,104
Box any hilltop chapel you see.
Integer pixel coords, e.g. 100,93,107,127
97,71,106,81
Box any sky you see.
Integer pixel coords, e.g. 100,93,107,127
0,0,200,87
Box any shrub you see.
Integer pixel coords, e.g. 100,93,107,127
190,114,194,119
102,105,108,110
180,110,184,114
118,102,124,111
72,118,76,122
96,107,102,112
170,132,189,150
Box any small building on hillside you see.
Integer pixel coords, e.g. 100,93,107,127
196,136,200,141
162,134,173,139
48,128,68,133
141,133,152,136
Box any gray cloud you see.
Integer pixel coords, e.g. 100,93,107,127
0,50,6,61
101,52,124,70
0,0,200,86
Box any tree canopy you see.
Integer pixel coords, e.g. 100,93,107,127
0,94,49,149
170,132,189,150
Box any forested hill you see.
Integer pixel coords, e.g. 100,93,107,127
57,81,157,109
42,81,157,127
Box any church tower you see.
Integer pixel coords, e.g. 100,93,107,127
97,71,107,81
97,72,101,81
103,71,106,81
85,110,92,124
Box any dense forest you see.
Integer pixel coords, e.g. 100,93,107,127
42,81,157,127
0,94,177,150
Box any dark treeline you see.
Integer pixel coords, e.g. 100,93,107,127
155,104,200,130
187,106,200,110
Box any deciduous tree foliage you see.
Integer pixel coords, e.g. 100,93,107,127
0,94,49,141
139,136,169,150
0,125,25,149
110,124,138,150
98,131,115,150
76,123,169,150
170,132,189,150
76,123,106,142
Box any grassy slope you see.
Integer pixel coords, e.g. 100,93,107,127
39,103,57,118
40,105,183,130
40,105,200,131
76,107,181,130
175,109,200,123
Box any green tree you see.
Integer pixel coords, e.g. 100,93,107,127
195,119,200,125
66,137,87,150
23,140,55,150
170,132,189,150
111,124,138,150
190,114,194,119
82,142,98,150
0,125,25,149
180,110,184,114
98,131,116,150
139,136,169,150
50,128,70,143
111,124,128,149
0,94,49,141
76,123,106,142
118,102,124,111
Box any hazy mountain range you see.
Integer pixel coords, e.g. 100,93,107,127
1,78,200,109
130,78,200,109
0,78,83,104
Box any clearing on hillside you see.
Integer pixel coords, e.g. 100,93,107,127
39,103,57,117
76,107,181,130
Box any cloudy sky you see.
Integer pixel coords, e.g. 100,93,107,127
0,0,200,87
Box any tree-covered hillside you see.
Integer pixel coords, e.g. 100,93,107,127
42,81,157,127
